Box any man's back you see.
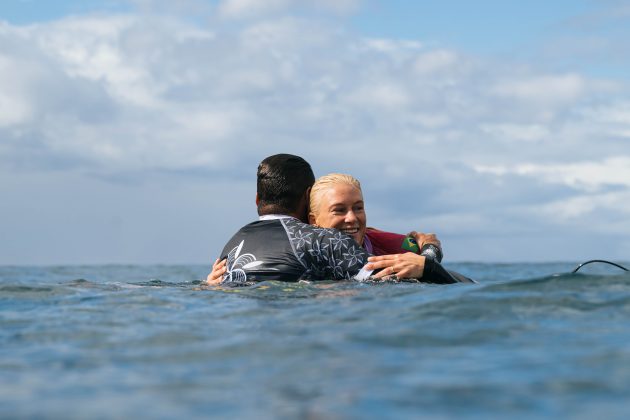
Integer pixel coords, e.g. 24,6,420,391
219,216,369,284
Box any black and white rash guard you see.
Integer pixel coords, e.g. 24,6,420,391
219,215,370,284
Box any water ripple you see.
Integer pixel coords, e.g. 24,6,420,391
2,264,630,418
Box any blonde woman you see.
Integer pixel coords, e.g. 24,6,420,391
307,173,441,257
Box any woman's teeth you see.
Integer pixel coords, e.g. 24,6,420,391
342,228,359,234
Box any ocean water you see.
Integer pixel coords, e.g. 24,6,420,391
2,262,630,419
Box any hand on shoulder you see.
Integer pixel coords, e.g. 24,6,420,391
205,258,227,285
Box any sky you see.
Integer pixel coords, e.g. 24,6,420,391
1,0,629,265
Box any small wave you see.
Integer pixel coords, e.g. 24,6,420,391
65,278,97,287
0,284,54,293
129,279,197,288
479,271,630,291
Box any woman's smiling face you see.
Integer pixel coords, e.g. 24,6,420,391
311,183,367,245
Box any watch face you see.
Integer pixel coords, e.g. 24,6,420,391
421,248,438,258
420,244,442,262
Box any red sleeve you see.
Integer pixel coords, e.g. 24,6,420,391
365,228,412,256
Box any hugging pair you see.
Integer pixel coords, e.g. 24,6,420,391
207,154,472,285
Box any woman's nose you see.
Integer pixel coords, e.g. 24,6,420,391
345,211,357,223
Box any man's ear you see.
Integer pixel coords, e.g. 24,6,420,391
305,186,312,202
304,186,312,212
255,193,260,206
297,186,312,223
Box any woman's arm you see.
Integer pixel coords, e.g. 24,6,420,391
364,252,465,284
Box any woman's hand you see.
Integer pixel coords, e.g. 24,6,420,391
365,252,426,279
206,258,227,285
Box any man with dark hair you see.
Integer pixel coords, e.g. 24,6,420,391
211,154,371,284
255,154,315,220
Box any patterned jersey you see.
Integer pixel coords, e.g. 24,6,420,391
219,216,370,284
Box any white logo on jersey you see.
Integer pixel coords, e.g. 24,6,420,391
224,240,264,284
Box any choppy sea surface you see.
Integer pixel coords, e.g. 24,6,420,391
2,262,630,419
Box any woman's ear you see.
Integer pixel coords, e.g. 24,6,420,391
308,213,316,225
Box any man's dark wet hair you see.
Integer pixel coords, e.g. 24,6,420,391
257,154,315,215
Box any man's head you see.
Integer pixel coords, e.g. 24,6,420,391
256,154,315,221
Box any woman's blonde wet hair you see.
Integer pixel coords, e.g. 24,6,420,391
309,173,362,220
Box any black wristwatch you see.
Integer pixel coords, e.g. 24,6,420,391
420,243,443,263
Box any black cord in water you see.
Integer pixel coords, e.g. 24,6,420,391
572,260,629,273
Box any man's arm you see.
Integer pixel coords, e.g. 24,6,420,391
309,228,371,280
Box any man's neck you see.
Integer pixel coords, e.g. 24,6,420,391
258,207,307,223
259,214,294,221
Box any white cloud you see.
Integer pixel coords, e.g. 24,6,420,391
0,58,33,127
491,74,585,106
345,83,410,109
538,190,630,221
0,13,625,179
240,16,337,51
413,50,458,75
36,16,211,108
312,0,361,14
474,157,630,191
218,0,292,19
127,0,213,16
363,38,423,53
217,0,361,19
480,123,550,142
580,101,630,125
